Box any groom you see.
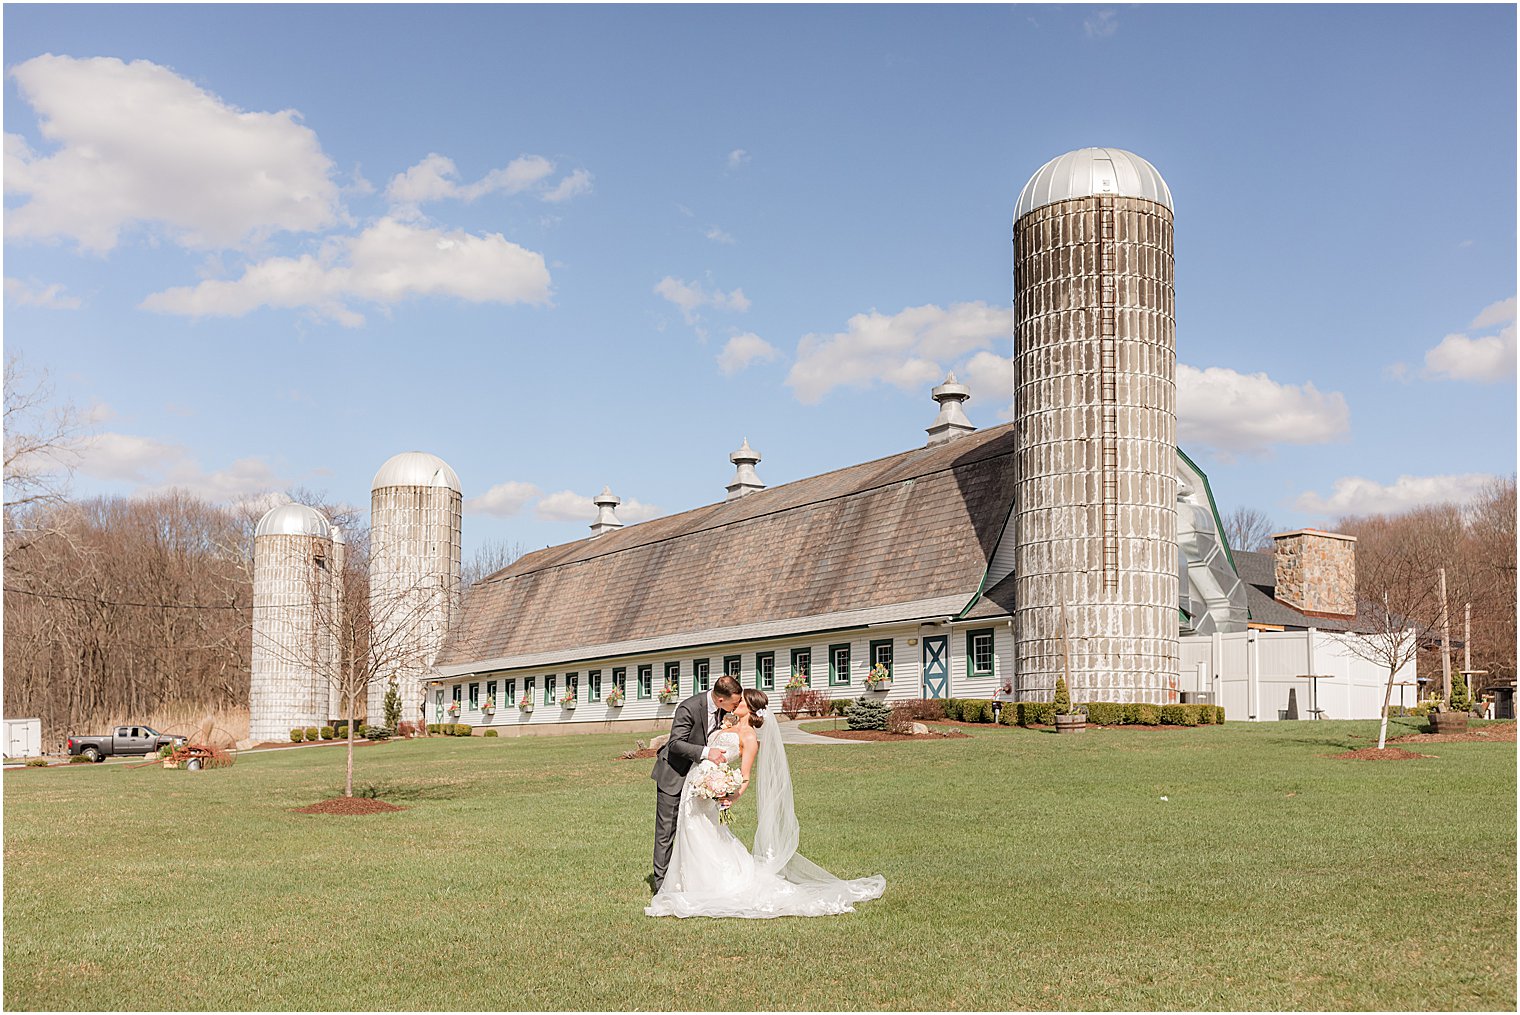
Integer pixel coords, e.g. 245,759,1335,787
649,674,744,892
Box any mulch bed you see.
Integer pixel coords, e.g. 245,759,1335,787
293,797,407,815
1391,724,1516,745
809,728,970,742
1330,747,1432,761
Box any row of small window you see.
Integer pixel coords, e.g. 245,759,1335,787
441,631,998,713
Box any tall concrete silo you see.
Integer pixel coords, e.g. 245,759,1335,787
250,503,337,743
368,452,461,727
1012,147,1180,704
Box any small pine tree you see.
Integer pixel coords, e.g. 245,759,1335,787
383,678,402,729
1053,676,1073,715
1450,670,1473,713
845,696,891,731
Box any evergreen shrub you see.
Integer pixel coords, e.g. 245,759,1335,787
305,727,321,742
483,730,499,738
320,726,336,740
290,729,304,742
845,697,890,731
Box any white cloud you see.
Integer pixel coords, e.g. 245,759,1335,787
74,431,286,501
654,276,750,338
535,489,662,524
1294,473,1500,517
140,217,552,325
384,152,555,211
1177,364,1350,457
1419,298,1517,383
785,302,1008,404
716,333,781,375
5,54,340,252
1470,297,1515,330
1084,10,1119,38
1423,327,1517,382
705,225,735,244
4,276,80,309
541,168,593,203
959,350,1015,419
726,149,750,170
465,481,541,519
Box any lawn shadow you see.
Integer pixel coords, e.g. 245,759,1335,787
350,780,464,802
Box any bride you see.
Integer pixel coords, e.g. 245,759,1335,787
645,688,886,919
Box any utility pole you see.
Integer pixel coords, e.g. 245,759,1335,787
1438,567,1452,703
1464,601,1472,673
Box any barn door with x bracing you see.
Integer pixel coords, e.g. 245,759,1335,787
922,635,949,699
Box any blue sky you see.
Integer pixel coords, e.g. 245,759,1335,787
4,4,1515,560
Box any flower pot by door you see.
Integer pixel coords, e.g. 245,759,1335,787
1054,714,1086,734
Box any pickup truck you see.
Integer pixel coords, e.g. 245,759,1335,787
67,726,185,763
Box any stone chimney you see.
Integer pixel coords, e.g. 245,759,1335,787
1272,529,1357,618
589,486,623,537
926,373,975,446
726,438,765,500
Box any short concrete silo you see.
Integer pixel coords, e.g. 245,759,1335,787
1012,147,1180,704
368,452,461,727
250,503,337,743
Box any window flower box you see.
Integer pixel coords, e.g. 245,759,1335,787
657,681,679,704
559,691,578,710
481,696,495,715
446,700,461,716
517,695,534,714
606,687,625,707
865,663,892,691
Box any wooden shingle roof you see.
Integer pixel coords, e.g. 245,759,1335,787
435,425,1019,673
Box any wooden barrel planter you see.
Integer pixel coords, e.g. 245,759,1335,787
1428,711,1469,734
1054,713,1086,734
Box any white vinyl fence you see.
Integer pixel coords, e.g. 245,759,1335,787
1179,628,1415,721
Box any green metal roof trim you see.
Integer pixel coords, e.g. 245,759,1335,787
1177,446,1239,573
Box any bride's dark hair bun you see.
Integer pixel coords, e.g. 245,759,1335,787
743,688,768,719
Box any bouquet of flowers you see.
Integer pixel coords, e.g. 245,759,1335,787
690,760,745,825
866,662,892,689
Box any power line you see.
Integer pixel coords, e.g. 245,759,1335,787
4,586,247,611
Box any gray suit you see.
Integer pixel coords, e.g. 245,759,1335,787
650,691,724,889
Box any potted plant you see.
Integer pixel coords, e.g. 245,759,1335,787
1052,676,1085,733
865,663,892,691
518,693,535,715
559,689,578,710
606,685,625,708
658,680,679,704
480,696,495,715
445,699,460,718
786,669,809,691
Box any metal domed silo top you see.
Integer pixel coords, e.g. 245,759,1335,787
254,503,332,539
371,451,461,492
1015,147,1173,220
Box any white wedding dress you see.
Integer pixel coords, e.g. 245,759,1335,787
645,717,886,919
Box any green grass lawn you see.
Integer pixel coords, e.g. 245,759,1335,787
4,719,1515,1011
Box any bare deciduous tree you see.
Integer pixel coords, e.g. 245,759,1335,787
1222,505,1277,553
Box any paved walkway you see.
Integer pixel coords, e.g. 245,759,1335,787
774,718,866,745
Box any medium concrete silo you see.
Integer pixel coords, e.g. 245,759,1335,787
368,452,461,727
1012,147,1180,704
250,503,337,743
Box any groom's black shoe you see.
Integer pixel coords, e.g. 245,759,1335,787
645,873,660,895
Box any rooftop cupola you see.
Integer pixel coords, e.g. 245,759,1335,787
590,486,624,537
926,372,975,445
726,438,765,500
